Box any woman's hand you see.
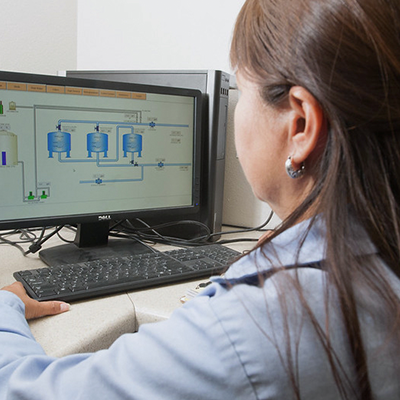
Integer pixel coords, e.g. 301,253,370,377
2,282,70,320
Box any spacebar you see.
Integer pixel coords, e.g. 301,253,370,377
86,276,152,289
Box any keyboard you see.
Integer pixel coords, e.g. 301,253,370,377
13,244,241,302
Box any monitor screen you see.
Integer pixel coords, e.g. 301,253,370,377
0,71,202,264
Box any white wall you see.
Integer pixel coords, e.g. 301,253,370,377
76,0,277,229
0,0,243,75
0,0,77,75
0,0,276,229
77,0,245,73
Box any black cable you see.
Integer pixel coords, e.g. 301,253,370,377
124,219,211,236
134,218,214,245
0,228,39,244
18,229,39,243
56,225,76,244
109,220,126,232
108,231,159,253
216,237,264,245
0,228,43,255
0,211,275,256
35,227,47,244
181,210,274,244
211,210,274,238
0,229,22,237
24,226,64,255
124,220,210,247
113,211,275,248
135,218,173,242
0,235,26,255
112,219,204,246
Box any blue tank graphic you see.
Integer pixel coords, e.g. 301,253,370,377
87,132,108,158
123,133,142,157
48,131,71,158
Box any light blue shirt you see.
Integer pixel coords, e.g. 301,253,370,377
0,218,399,399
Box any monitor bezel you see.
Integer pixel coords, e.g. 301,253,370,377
0,70,202,231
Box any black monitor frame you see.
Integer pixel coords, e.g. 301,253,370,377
0,71,202,265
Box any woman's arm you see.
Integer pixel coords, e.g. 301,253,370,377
2,282,69,319
0,284,255,400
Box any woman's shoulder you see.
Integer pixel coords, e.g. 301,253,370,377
196,264,344,399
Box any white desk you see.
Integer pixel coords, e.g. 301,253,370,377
0,229,258,357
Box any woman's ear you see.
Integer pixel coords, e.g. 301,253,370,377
287,86,325,169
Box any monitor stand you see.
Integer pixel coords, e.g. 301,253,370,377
39,222,152,267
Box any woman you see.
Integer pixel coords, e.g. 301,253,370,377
1,0,400,398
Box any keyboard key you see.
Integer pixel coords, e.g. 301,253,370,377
13,244,241,302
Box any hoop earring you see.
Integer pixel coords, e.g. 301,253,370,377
285,156,305,179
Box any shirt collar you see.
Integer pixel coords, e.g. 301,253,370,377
223,215,377,280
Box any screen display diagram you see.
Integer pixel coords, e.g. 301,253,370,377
0,78,197,225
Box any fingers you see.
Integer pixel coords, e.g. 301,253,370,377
26,300,70,320
2,282,70,320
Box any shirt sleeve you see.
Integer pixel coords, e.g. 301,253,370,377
0,288,257,400
0,291,47,359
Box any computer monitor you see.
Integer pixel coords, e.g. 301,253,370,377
0,71,202,265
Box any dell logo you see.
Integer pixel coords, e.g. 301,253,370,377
98,215,112,221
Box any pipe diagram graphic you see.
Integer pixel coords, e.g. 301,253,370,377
1,103,193,203
49,118,191,185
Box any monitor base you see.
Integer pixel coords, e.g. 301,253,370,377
39,239,152,267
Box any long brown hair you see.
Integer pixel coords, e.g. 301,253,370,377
231,0,400,398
